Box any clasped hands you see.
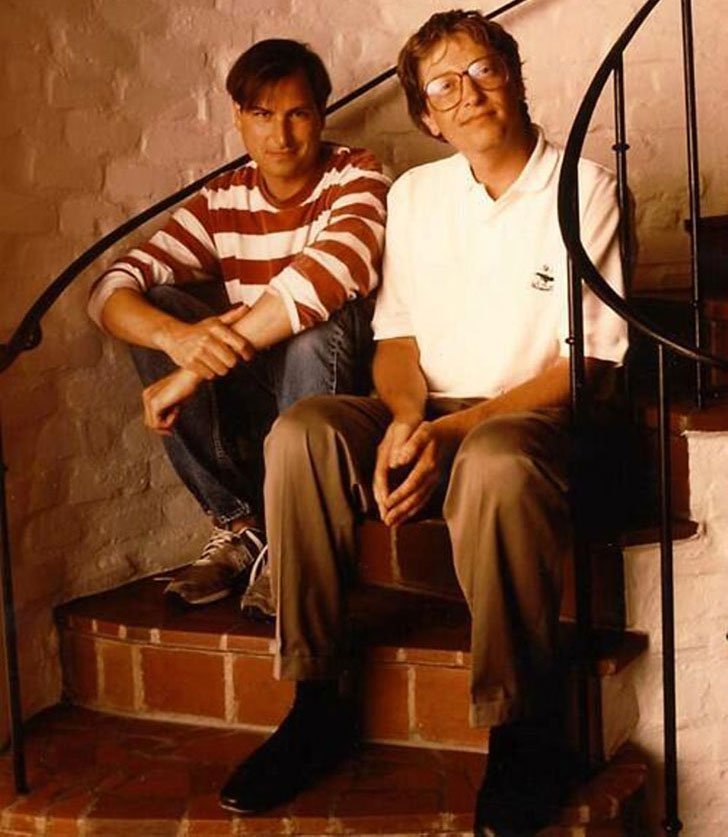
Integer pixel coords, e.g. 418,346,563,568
373,417,461,528
143,305,252,434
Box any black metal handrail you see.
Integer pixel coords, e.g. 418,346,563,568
558,0,727,832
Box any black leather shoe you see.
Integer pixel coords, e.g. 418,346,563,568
474,722,581,836
220,683,358,814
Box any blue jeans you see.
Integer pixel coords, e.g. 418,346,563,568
131,285,373,524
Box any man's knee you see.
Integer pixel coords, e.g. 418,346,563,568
264,394,382,477
144,285,214,320
265,396,343,462
454,441,532,500
445,420,542,516
282,325,332,373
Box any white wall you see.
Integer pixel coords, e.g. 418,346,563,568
0,0,726,830
625,431,728,836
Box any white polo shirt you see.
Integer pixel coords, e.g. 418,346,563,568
372,128,628,398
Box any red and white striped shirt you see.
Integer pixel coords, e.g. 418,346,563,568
89,144,390,332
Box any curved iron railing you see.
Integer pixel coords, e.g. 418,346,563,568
558,0,728,832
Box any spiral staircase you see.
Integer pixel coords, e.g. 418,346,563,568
2,0,728,834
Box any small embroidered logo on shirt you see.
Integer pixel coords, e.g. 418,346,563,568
531,266,555,291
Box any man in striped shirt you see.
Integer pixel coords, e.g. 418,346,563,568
88,39,390,609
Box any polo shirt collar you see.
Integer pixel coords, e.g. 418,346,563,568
459,125,560,200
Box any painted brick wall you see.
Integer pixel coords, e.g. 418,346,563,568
0,0,727,831
625,431,728,836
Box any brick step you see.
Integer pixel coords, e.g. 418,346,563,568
630,289,728,393
0,705,648,836
57,578,646,759
357,517,698,626
631,396,728,520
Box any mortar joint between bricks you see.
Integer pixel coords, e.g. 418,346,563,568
132,644,145,711
407,664,417,738
224,652,236,723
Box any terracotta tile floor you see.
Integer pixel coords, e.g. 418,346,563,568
0,705,483,836
0,705,647,835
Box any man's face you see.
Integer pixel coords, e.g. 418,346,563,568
234,71,324,200
418,33,526,159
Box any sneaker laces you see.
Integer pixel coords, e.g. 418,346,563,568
195,526,265,568
195,526,240,565
247,543,269,587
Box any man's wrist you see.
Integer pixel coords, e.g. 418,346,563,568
175,367,202,385
151,316,183,356
391,408,424,428
433,412,469,443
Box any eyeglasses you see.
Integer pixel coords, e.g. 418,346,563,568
423,55,510,112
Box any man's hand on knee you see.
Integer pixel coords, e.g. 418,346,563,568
142,368,201,435
375,419,461,527
156,305,253,378
373,417,419,519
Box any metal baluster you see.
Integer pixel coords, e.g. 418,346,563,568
566,238,595,769
656,344,681,834
612,58,635,402
612,57,632,274
0,418,28,794
680,0,704,406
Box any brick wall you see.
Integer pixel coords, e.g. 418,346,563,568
625,432,728,836
0,0,727,830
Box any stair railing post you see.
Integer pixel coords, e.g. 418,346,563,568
0,416,28,794
612,56,632,275
656,344,682,835
679,0,704,407
566,226,596,770
611,57,637,409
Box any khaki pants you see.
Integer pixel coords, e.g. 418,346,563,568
263,395,571,727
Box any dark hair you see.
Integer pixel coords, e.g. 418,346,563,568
397,10,530,136
226,38,332,116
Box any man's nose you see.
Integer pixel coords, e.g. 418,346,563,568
461,74,486,106
272,117,293,147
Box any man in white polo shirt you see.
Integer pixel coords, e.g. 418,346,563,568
219,10,628,833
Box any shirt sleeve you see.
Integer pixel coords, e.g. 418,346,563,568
558,164,629,364
372,173,416,340
268,148,390,332
87,190,221,329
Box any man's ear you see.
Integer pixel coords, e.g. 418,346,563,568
232,102,243,124
421,108,442,139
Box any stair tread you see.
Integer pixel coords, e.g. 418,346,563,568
617,517,699,547
0,705,647,836
632,287,728,312
57,575,646,676
641,397,728,432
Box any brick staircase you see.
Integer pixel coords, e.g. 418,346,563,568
3,402,727,835
0,512,682,835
